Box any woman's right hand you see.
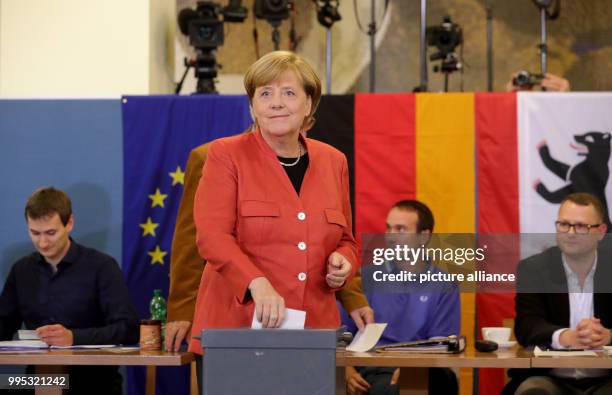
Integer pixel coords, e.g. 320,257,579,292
248,277,285,328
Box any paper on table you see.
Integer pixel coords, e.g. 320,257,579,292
51,345,117,349
0,340,118,350
251,308,306,329
0,340,48,349
18,330,40,340
346,323,387,353
533,346,598,357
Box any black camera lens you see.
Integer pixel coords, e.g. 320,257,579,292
266,0,287,13
199,26,214,40
514,71,531,86
513,70,544,87
439,33,451,45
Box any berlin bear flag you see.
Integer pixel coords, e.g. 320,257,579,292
519,93,612,232
477,92,612,394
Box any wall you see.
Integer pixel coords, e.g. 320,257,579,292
1,1,610,97
173,0,388,95
0,100,123,279
0,0,174,96
353,0,612,92
173,0,612,94
150,0,176,94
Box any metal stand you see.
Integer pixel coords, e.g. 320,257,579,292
175,59,193,94
486,0,493,92
316,0,341,94
326,28,332,94
418,0,427,92
272,24,281,51
368,0,377,93
532,0,560,76
539,7,548,75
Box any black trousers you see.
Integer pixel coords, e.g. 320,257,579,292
357,366,458,395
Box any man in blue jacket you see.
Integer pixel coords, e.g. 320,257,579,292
343,199,460,395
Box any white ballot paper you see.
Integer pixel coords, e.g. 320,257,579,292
251,308,306,329
534,346,597,357
346,323,388,353
0,341,117,350
18,330,40,340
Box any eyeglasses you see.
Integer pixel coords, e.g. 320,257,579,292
555,221,602,234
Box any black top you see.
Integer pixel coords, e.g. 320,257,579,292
0,240,139,345
278,152,309,194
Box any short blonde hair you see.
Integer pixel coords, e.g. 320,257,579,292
244,51,322,131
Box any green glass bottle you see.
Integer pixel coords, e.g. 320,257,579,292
149,289,167,349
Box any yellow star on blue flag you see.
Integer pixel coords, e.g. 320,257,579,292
139,217,159,237
169,166,185,186
148,245,167,265
148,188,167,208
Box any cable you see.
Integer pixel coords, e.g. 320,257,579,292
459,41,465,92
546,0,560,20
289,3,298,51
353,0,389,35
252,11,260,59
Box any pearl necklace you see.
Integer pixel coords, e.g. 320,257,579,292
279,144,302,167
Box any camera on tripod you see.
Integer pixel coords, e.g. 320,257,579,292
181,2,225,50
254,0,290,25
426,16,463,62
512,70,544,88
177,0,248,94
425,16,463,91
253,0,292,50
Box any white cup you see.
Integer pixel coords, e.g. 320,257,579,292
482,327,511,343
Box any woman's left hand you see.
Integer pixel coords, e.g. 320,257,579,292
326,252,352,288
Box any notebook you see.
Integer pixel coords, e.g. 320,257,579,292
376,335,466,354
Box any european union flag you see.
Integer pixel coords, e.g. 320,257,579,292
121,95,252,395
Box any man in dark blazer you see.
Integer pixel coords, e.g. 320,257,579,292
506,192,612,395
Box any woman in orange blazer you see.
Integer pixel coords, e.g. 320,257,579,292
188,51,358,354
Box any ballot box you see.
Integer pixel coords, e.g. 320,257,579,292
201,329,336,395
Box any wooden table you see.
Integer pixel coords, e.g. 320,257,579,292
0,348,194,395
6,347,611,395
336,346,531,395
531,352,612,369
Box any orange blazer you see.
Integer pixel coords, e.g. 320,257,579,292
188,130,357,354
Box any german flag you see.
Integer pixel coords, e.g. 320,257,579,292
311,93,480,395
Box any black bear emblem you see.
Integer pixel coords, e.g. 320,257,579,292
534,131,611,227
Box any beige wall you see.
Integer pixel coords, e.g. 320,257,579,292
0,0,174,97
173,0,387,95
352,0,612,93
150,0,176,94
175,0,612,94
1,0,610,97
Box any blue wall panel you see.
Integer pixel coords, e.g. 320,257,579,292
0,99,123,283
